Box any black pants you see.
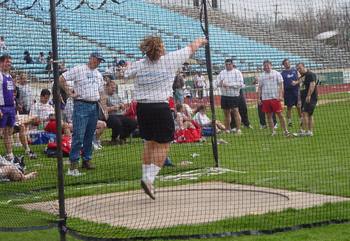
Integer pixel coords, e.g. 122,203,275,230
230,90,250,128
106,115,137,140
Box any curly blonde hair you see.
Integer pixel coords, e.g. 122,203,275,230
140,36,164,61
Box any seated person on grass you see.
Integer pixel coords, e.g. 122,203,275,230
0,156,37,181
193,104,225,133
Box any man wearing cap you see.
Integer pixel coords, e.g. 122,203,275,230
59,52,107,176
216,59,244,135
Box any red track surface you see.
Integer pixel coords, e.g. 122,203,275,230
185,83,350,107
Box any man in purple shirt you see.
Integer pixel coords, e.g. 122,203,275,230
281,58,301,127
0,54,16,161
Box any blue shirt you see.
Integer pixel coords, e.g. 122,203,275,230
281,68,299,95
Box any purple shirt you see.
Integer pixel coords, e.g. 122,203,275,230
1,73,15,107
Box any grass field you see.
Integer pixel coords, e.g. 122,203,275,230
0,92,350,240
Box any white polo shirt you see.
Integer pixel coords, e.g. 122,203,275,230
258,70,283,100
124,47,192,103
216,68,244,97
62,64,104,102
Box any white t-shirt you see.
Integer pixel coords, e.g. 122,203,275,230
124,47,192,103
194,75,206,88
258,70,283,100
216,69,244,97
30,102,54,123
62,64,104,102
193,112,211,126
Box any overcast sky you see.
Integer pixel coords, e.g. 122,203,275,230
150,0,349,20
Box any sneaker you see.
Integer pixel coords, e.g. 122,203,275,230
235,129,242,135
260,125,267,129
245,125,253,129
141,180,155,200
305,131,313,137
284,131,292,137
293,130,306,137
26,150,37,159
67,169,83,177
271,131,277,136
82,161,95,170
13,142,22,147
231,128,237,133
97,140,102,149
274,123,278,129
92,141,101,150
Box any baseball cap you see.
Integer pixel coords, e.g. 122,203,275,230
90,52,105,62
225,58,236,66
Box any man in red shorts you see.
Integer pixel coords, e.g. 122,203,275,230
257,60,290,136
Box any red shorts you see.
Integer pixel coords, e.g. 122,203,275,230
262,99,283,113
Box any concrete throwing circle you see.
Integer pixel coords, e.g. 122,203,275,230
22,182,349,229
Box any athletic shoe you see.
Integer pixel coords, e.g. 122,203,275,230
274,123,278,129
67,169,83,177
235,129,242,135
284,131,292,137
271,131,277,136
292,130,306,137
26,150,37,159
13,142,22,147
92,141,101,150
82,161,95,170
141,180,155,200
245,125,253,129
260,125,267,129
230,128,237,133
305,131,313,137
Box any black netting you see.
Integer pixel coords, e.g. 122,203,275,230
0,0,349,240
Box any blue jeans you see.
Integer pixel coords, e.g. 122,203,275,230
69,101,98,163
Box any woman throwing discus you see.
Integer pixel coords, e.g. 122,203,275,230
124,36,207,199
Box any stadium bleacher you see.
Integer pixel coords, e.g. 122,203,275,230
0,0,321,80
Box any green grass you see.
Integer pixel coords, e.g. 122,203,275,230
1,222,350,241
0,94,349,239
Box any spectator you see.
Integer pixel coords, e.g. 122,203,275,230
0,36,7,53
257,60,290,136
16,72,33,114
59,52,107,176
193,104,225,132
45,51,53,73
175,103,195,130
0,54,16,161
172,73,185,104
0,156,37,181
293,63,318,136
37,52,46,64
281,58,301,127
30,89,54,128
216,59,244,135
124,36,207,199
105,80,137,145
194,72,206,99
58,60,67,74
23,51,34,64
230,89,253,130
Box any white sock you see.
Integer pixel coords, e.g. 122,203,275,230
25,145,30,153
142,164,151,182
148,164,161,183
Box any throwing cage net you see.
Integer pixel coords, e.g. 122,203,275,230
0,0,349,240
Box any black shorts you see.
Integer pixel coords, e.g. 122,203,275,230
221,96,240,109
137,102,175,143
301,97,317,116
